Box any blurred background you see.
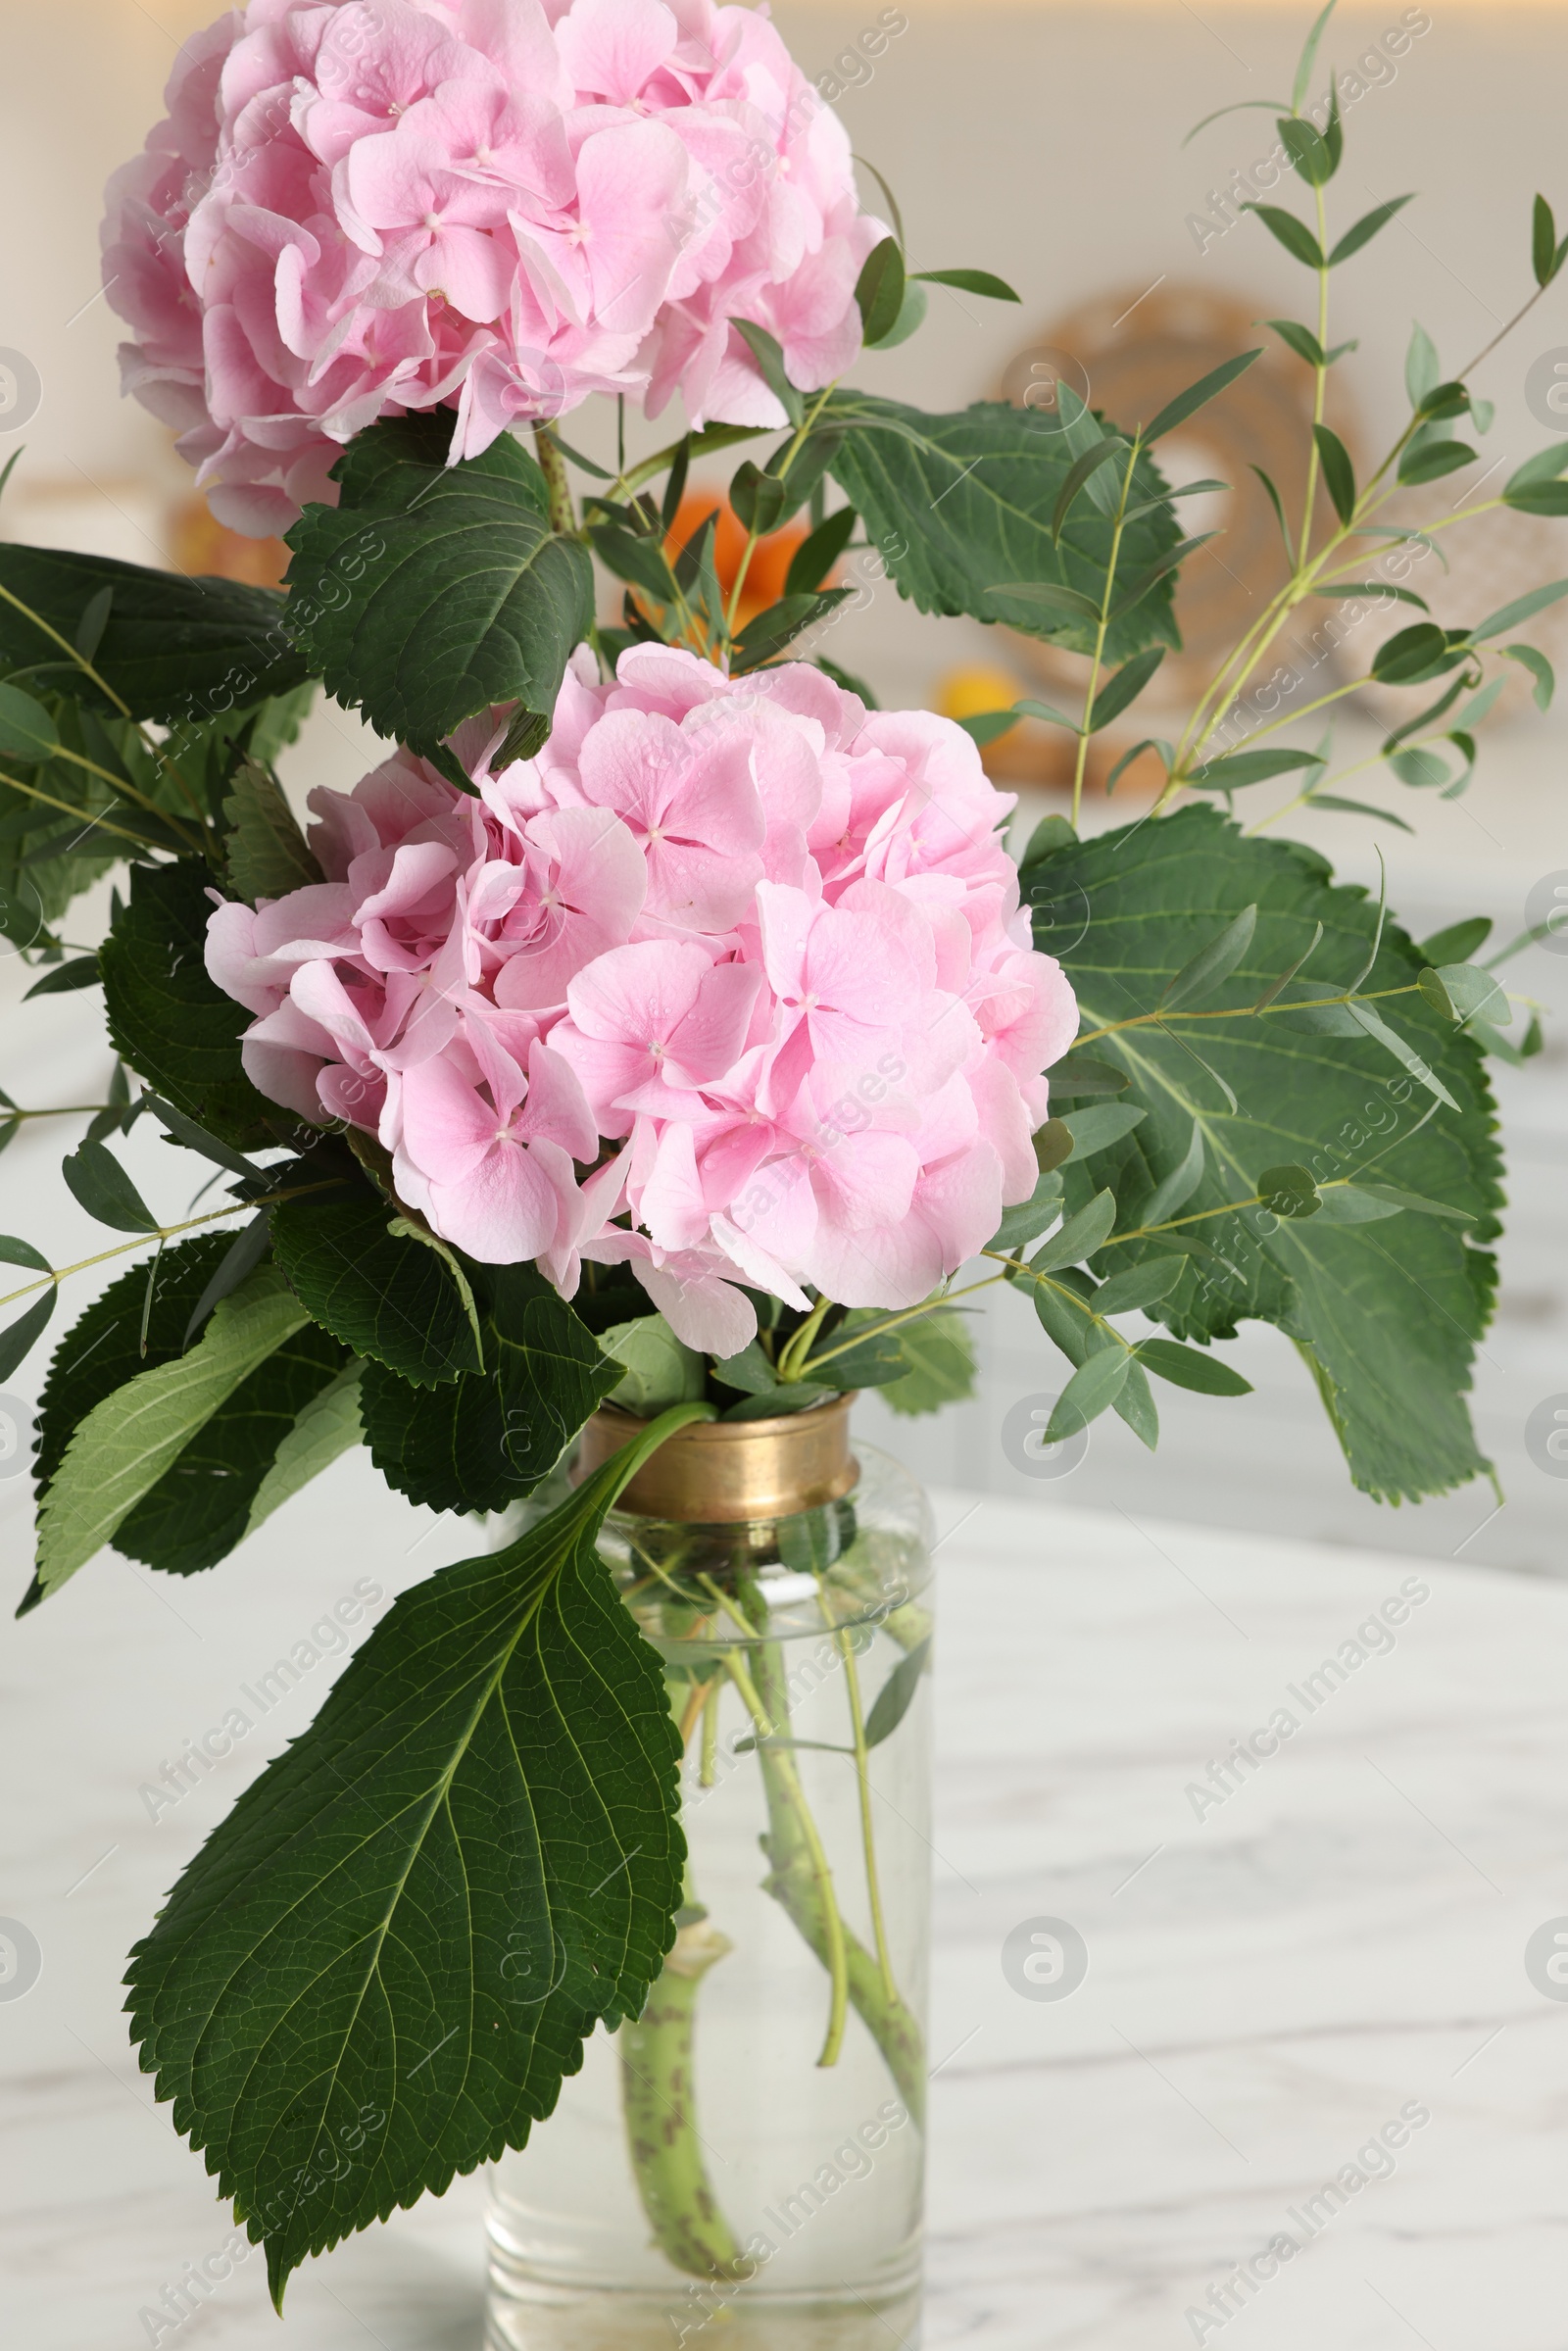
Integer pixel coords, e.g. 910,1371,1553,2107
2,0,1566,1571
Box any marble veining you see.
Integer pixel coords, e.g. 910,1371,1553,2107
3,1467,1566,2347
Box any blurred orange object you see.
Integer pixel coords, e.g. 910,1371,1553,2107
171,495,289,588
662,489,811,628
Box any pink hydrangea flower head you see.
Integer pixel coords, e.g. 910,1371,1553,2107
102,0,882,532
205,649,1079,1347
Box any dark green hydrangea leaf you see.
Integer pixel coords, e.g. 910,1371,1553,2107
0,544,308,722
283,416,595,768
361,1264,618,1511
116,1320,347,1575
823,390,1181,662
271,1189,482,1388
100,859,278,1151
1021,806,1501,1501
124,1409,704,2306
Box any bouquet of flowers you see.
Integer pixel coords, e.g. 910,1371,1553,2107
1,0,1556,2309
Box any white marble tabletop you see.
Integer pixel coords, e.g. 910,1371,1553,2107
3,1462,1566,2350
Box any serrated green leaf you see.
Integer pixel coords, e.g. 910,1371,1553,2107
100,860,276,1151
34,1267,311,1595
116,1318,348,1576
243,1360,365,1541
824,391,1182,663
601,1316,707,1413
1036,806,1501,1501
271,1189,482,1387
1419,917,1492,966
361,1264,618,1512
126,1403,704,2306
0,545,308,724
283,416,594,767
222,759,322,903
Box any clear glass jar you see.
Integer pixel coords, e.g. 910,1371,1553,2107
484,1423,935,2351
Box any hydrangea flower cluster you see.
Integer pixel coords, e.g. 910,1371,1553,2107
207,649,1078,1353
101,0,881,535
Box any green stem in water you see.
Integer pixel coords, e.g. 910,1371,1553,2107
836,1625,898,2005
749,1642,926,2126
717,1640,850,2068
619,1917,747,2282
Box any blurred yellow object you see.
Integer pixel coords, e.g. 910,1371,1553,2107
935,663,1021,722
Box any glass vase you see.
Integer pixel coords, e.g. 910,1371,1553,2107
484,1399,934,2351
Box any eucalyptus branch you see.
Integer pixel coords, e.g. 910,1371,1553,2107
795,1273,1006,1380
1072,978,1421,1049
0,1182,338,1315
0,580,211,832
1071,436,1143,829
0,766,181,858
724,379,839,637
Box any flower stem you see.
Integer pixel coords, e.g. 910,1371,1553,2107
533,424,577,536
749,1641,925,2122
835,1626,898,2004
619,1918,747,2282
